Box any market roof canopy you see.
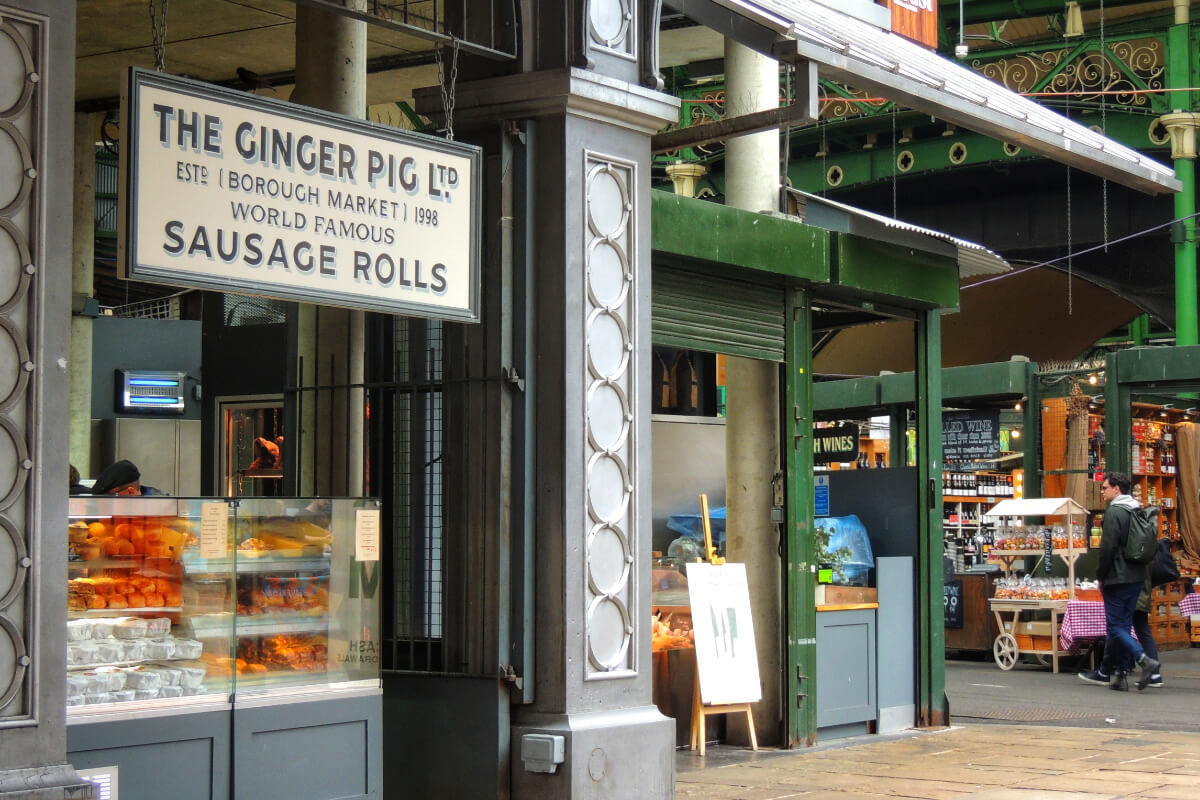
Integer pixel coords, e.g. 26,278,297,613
984,498,1089,518
666,0,1181,195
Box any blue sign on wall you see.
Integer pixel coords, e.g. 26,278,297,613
814,474,830,517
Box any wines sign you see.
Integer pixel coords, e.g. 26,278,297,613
943,410,1001,461
119,68,481,320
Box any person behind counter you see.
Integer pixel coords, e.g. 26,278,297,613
90,459,166,496
69,463,89,495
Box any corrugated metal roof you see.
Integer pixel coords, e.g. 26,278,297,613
672,0,1180,195
786,189,1010,278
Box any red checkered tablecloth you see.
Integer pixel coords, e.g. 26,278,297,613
1059,600,1107,653
1181,593,1200,617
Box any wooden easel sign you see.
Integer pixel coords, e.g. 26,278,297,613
686,562,761,753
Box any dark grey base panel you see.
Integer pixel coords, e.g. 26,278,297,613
67,693,380,800
68,708,230,800
816,609,877,731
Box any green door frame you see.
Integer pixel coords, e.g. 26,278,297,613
783,287,817,745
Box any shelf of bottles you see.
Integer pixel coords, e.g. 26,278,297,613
1131,413,1179,541
941,470,1019,571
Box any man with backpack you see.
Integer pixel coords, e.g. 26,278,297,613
1078,471,1161,691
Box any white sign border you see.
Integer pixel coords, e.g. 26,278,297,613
118,67,482,322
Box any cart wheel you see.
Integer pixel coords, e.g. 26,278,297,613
993,633,1019,670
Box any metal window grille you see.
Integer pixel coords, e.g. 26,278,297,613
108,294,183,320
222,294,288,326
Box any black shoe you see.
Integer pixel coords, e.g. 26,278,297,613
1078,669,1110,686
1136,656,1161,691
1109,671,1128,691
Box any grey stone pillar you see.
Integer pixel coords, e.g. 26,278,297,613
290,0,366,496
69,113,95,475
722,38,782,746
0,2,94,797
420,6,678,791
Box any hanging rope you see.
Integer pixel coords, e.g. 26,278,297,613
148,0,168,73
1065,91,1073,315
435,36,461,141
1099,0,1109,251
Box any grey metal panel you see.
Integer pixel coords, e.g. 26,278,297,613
89,317,201,420
652,265,785,361
67,708,231,800
233,693,381,800
875,556,914,734
382,675,508,800
816,609,876,728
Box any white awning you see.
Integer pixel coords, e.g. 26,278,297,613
787,189,1010,278
983,498,1090,518
666,0,1181,195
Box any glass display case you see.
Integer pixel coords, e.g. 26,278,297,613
67,496,381,712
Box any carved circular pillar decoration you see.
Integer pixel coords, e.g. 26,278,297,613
0,218,32,315
583,156,637,675
0,22,35,117
0,515,26,609
0,121,33,215
588,0,632,50
0,415,30,511
0,614,27,711
0,315,31,412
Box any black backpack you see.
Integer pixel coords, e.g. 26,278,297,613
1150,537,1181,587
1122,505,1159,565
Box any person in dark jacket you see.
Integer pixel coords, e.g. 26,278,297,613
90,459,166,496
1078,471,1160,691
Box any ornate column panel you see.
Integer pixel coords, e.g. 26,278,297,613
0,2,43,730
0,5,91,797
582,154,637,678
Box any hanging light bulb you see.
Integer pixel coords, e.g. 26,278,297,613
1064,2,1085,38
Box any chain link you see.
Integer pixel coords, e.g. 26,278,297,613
148,0,168,72
435,37,460,141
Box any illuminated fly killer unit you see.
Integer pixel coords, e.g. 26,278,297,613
116,370,186,414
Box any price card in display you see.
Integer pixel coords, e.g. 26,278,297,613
356,508,381,562
200,502,228,559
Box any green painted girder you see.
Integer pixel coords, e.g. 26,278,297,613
651,190,831,283
1113,344,1200,384
813,359,1036,411
831,234,960,310
783,112,1169,194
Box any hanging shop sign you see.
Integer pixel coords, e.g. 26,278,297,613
887,0,938,49
943,410,1001,462
119,68,481,321
813,422,860,464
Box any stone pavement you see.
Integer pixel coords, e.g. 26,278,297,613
675,723,1200,798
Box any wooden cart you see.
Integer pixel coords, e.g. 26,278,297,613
982,497,1090,673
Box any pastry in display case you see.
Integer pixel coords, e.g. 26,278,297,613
67,496,235,707
67,496,381,711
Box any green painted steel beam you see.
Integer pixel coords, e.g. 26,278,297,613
831,234,959,310
781,114,1168,196
651,191,831,283
939,0,1163,25
915,310,946,727
815,359,1037,412
784,287,818,746
812,376,879,412
1114,344,1200,384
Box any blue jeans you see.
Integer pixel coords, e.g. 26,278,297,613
1101,582,1145,672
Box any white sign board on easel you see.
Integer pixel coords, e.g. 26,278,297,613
686,562,762,706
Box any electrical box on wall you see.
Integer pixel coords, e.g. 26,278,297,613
116,369,186,414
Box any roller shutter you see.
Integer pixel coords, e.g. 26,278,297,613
651,265,785,361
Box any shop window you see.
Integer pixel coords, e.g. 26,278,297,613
652,347,718,416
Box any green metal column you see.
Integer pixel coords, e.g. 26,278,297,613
914,309,946,726
1104,352,1131,476
783,287,817,746
889,407,907,468
1168,14,1197,346
1023,368,1040,499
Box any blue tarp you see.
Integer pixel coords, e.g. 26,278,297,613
666,506,726,549
818,514,874,586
